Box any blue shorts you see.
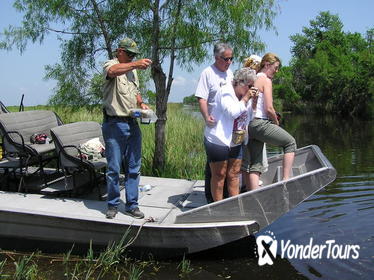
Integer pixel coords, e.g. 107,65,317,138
204,138,243,163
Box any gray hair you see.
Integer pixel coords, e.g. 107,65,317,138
213,42,232,56
233,68,257,86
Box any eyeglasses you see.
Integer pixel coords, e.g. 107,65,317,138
220,56,234,62
125,51,136,58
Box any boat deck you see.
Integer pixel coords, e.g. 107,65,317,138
0,176,206,226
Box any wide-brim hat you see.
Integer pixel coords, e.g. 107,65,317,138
118,38,140,54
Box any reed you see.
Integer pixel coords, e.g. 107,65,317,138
127,263,144,280
13,254,38,280
0,259,8,278
177,255,194,278
140,103,205,179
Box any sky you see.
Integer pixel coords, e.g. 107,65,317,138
0,0,373,106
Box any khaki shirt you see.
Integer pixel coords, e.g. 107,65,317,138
102,58,140,117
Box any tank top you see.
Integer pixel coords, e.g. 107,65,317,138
252,72,268,120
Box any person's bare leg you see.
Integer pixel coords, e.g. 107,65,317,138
210,161,227,201
248,171,261,191
226,158,242,197
282,152,295,180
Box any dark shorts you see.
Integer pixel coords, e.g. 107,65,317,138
204,138,243,163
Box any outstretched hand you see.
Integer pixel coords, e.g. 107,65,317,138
134,58,152,69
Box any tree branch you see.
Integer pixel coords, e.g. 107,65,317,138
88,0,112,58
159,38,221,51
46,27,97,36
165,0,183,97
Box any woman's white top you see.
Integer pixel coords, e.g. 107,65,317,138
204,83,250,147
252,72,268,119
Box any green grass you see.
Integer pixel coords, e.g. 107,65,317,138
7,103,206,180
0,235,150,280
140,104,205,179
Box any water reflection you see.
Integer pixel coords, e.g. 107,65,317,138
261,114,374,279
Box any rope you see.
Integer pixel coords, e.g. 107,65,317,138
123,216,156,249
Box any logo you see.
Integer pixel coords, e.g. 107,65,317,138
255,231,360,266
256,231,277,266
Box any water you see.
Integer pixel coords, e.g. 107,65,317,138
175,113,374,280
2,113,373,279
266,114,374,279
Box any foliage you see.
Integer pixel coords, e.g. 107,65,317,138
143,90,156,105
273,66,300,111
140,103,205,179
13,254,38,280
284,11,374,118
177,255,194,278
182,94,198,106
0,0,279,172
0,259,9,278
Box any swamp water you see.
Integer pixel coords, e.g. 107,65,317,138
1,114,373,279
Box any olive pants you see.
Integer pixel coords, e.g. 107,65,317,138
245,119,296,173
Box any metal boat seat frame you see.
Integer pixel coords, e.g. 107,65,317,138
50,121,106,200
0,110,62,192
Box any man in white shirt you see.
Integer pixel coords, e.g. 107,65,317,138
195,42,234,202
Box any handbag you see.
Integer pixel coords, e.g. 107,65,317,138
232,130,246,145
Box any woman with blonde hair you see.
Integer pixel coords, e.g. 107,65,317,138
243,54,262,70
245,53,296,190
242,54,269,187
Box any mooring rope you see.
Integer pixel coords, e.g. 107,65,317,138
123,216,156,249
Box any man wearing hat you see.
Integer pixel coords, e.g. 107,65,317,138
102,38,152,219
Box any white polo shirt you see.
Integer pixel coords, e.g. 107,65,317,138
195,64,233,115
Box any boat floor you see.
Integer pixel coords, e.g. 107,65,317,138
0,176,206,227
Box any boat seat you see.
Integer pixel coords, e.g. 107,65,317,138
50,121,106,200
0,110,62,192
0,100,9,114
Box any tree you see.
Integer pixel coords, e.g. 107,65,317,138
1,0,279,173
288,12,373,117
143,90,156,105
182,94,198,106
272,66,300,111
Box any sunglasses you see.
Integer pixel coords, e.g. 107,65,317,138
220,56,234,62
126,51,136,58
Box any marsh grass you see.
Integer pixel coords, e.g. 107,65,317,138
177,255,194,278
13,254,38,280
9,103,206,180
0,259,9,278
140,103,205,179
0,232,153,280
127,263,144,280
